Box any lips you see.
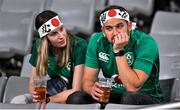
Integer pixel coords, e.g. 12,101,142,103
58,39,64,45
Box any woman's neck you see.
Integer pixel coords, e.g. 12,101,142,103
50,47,62,56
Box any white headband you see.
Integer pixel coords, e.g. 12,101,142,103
99,9,136,30
38,16,63,38
100,9,130,26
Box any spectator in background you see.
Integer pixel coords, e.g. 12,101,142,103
67,5,163,105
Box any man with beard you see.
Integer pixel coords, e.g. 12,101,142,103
67,5,163,105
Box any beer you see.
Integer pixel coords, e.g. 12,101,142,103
98,77,112,105
35,86,46,103
99,86,112,103
33,76,47,103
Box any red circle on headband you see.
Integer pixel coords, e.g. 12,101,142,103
108,9,117,17
51,18,60,27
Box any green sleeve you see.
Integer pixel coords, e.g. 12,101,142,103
73,38,87,65
29,39,41,67
85,33,100,68
133,36,159,76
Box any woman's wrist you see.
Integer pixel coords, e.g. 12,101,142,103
46,97,50,103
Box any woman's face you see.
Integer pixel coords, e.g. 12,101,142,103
47,25,68,48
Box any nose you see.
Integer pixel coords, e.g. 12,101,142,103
56,31,63,38
112,27,118,36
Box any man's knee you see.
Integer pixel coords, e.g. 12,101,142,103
121,92,159,105
66,91,95,104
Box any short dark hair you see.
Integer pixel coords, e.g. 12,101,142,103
35,10,58,30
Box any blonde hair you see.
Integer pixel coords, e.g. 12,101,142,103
36,37,48,76
58,35,70,67
36,35,71,76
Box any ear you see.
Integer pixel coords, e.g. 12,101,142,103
101,27,104,32
127,21,133,31
128,21,136,30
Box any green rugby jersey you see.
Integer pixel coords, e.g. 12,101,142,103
85,30,163,101
29,36,87,85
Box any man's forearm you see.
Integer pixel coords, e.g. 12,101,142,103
83,80,94,95
115,56,141,91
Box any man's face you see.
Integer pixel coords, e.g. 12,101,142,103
101,18,132,43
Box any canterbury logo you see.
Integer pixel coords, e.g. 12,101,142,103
98,52,110,62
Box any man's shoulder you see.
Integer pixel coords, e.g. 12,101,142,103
131,30,148,36
131,30,154,41
89,32,104,42
131,30,158,49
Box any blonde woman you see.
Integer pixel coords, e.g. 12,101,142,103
29,10,87,104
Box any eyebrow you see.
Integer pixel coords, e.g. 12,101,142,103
49,30,58,34
50,26,62,33
104,22,123,27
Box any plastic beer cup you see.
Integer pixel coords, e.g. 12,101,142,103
33,76,47,103
98,77,112,104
